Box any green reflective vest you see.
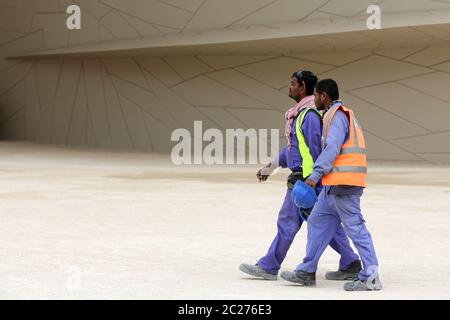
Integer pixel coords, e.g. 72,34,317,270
295,107,322,178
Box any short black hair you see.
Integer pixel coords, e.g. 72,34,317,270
292,70,318,96
315,79,339,101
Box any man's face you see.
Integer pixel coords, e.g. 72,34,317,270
314,89,326,111
288,77,301,101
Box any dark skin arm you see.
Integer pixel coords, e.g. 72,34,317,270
305,178,317,189
256,162,272,182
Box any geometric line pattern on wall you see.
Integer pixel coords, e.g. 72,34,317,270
2,1,450,163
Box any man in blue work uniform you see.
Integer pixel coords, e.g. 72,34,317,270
239,71,361,281
280,79,382,291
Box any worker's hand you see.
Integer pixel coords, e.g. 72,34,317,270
305,178,317,189
256,162,274,182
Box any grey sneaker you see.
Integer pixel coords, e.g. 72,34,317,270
344,276,382,291
239,263,278,280
326,260,362,281
280,270,316,287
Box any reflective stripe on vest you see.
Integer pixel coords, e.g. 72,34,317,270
321,105,367,187
331,166,367,173
295,107,322,179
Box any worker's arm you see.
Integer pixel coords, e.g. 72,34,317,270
256,146,286,181
276,146,287,168
307,111,349,187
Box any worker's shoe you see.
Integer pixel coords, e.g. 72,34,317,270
344,276,382,291
326,259,362,281
280,270,316,287
239,263,278,280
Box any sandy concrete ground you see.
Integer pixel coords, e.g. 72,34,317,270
0,142,449,300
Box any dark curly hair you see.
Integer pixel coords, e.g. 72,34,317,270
292,70,318,96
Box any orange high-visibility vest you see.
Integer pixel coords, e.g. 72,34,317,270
321,105,367,187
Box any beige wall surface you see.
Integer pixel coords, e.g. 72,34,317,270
1,1,450,163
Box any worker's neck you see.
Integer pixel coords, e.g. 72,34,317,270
324,101,333,112
296,93,307,103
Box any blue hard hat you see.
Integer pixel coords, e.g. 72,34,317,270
291,180,318,209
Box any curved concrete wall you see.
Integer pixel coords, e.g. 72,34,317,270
1,1,450,163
